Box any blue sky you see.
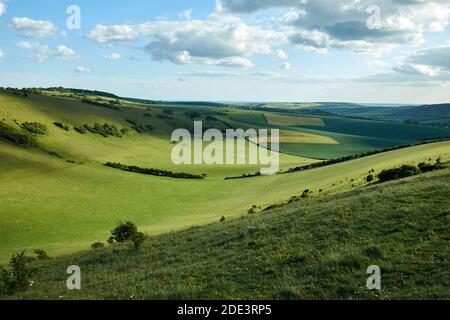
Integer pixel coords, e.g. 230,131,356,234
1,0,450,103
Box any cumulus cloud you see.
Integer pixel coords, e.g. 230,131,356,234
11,17,56,38
0,1,6,17
220,0,450,55
17,42,79,62
88,15,286,68
103,53,121,60
76,66,91,73
55,45,79,60
87,24,139,44
394,45,450,76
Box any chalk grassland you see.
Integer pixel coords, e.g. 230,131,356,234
0,90,450,262
1,138,449,263
5,169,450,300
265,113,325,126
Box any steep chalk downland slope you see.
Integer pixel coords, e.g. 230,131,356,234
5,169,450,300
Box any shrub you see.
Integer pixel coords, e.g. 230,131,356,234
110,222,138,243
53,122,70,131
301,189,310,199
366,174,374,182
91,242,105,250
378,165,420,182
131,232,146,250
220,216,226,222
82,123,126,138
21,122,48,135
247,205,259,214
0,251,36,295
33,249,49,260
133,124,154,134
0,121,37,147
418,161,446,173
74,126,87,134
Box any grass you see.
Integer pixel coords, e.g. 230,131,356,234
265,114,325,126
1,90,449,265
3,169,449,300
0,92,450,262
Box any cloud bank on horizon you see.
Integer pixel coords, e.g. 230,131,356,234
0,0,450,103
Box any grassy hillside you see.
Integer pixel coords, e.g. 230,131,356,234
1,90,450,263
4,169,449,300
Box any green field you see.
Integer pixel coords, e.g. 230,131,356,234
4,169,449,300
1,89,450,264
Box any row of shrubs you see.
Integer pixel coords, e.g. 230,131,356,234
376,159,446,182
126,119,154,134
20,122,47,135
105,162,205,180
74,123,128,138
0,121,38,147
53,122,70,131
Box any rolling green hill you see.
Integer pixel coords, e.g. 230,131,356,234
1,89,450,265
4,169,449,300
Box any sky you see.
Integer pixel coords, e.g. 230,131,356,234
0,0,450,103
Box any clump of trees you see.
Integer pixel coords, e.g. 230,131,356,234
107,222,146,250
126,119,154,134
73,123,128,137
105,162,205,180
378,165,420,182
377,160,446,182
0,121,37,147
20,122,47,135
53,122,70,131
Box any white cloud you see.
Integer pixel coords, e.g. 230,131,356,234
11,17,56,38
76,66,91,73
0,1,6,17
219,1,450,55
103,53,121,60
179,9,193,20
88,15,286,68
280,62,292,70
393,45,450,77
275,49,288,59
367,60,392,70
87,24,139,44
16,41,33,49
0,50,5,60
16,42,79,62
55,45,79,60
